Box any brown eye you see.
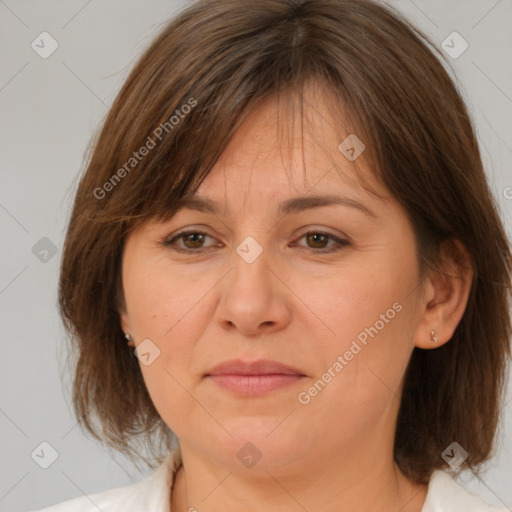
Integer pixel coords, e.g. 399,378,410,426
163,230,218,252
182,232,207,249
306,233,329,249
294,231,350,253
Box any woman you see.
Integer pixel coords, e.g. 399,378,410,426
32,0,511,510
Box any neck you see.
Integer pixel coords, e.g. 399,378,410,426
170,442,428,512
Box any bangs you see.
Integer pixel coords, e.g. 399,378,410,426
87,2,401,230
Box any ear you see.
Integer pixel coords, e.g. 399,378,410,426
414,238,473,349
115,273,132,334
116,284,132,340
119,307,131,337
118,306,136,347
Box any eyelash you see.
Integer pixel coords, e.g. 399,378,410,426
161,229,351,254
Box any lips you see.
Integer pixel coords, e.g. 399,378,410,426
205,359,306,377
205,359,306,395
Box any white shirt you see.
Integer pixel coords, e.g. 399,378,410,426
28,449,507,511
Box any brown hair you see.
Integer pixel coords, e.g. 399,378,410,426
59,0,511,482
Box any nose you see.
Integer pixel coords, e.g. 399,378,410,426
214,244,292,337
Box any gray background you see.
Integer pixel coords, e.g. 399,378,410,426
1,0,511,510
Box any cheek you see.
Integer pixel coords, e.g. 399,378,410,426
300,255,413,353
123,252,206,340
122,254,216,428
297,250,420,419
293,306,416,447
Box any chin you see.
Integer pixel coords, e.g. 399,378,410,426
195,416,316,471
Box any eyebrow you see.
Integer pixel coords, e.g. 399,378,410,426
174,193,377,218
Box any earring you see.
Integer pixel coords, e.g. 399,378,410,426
430,330,438,343
125,333,135,347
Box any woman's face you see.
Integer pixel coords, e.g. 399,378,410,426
120,86,429,475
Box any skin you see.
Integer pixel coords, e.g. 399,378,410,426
119,80,473,512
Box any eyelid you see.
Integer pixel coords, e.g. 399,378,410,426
292,230,351,252
163,228,220,251
295,226,351,243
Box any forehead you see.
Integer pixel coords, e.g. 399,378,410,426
192,82,387,207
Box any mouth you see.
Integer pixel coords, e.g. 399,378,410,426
205,359,307,396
